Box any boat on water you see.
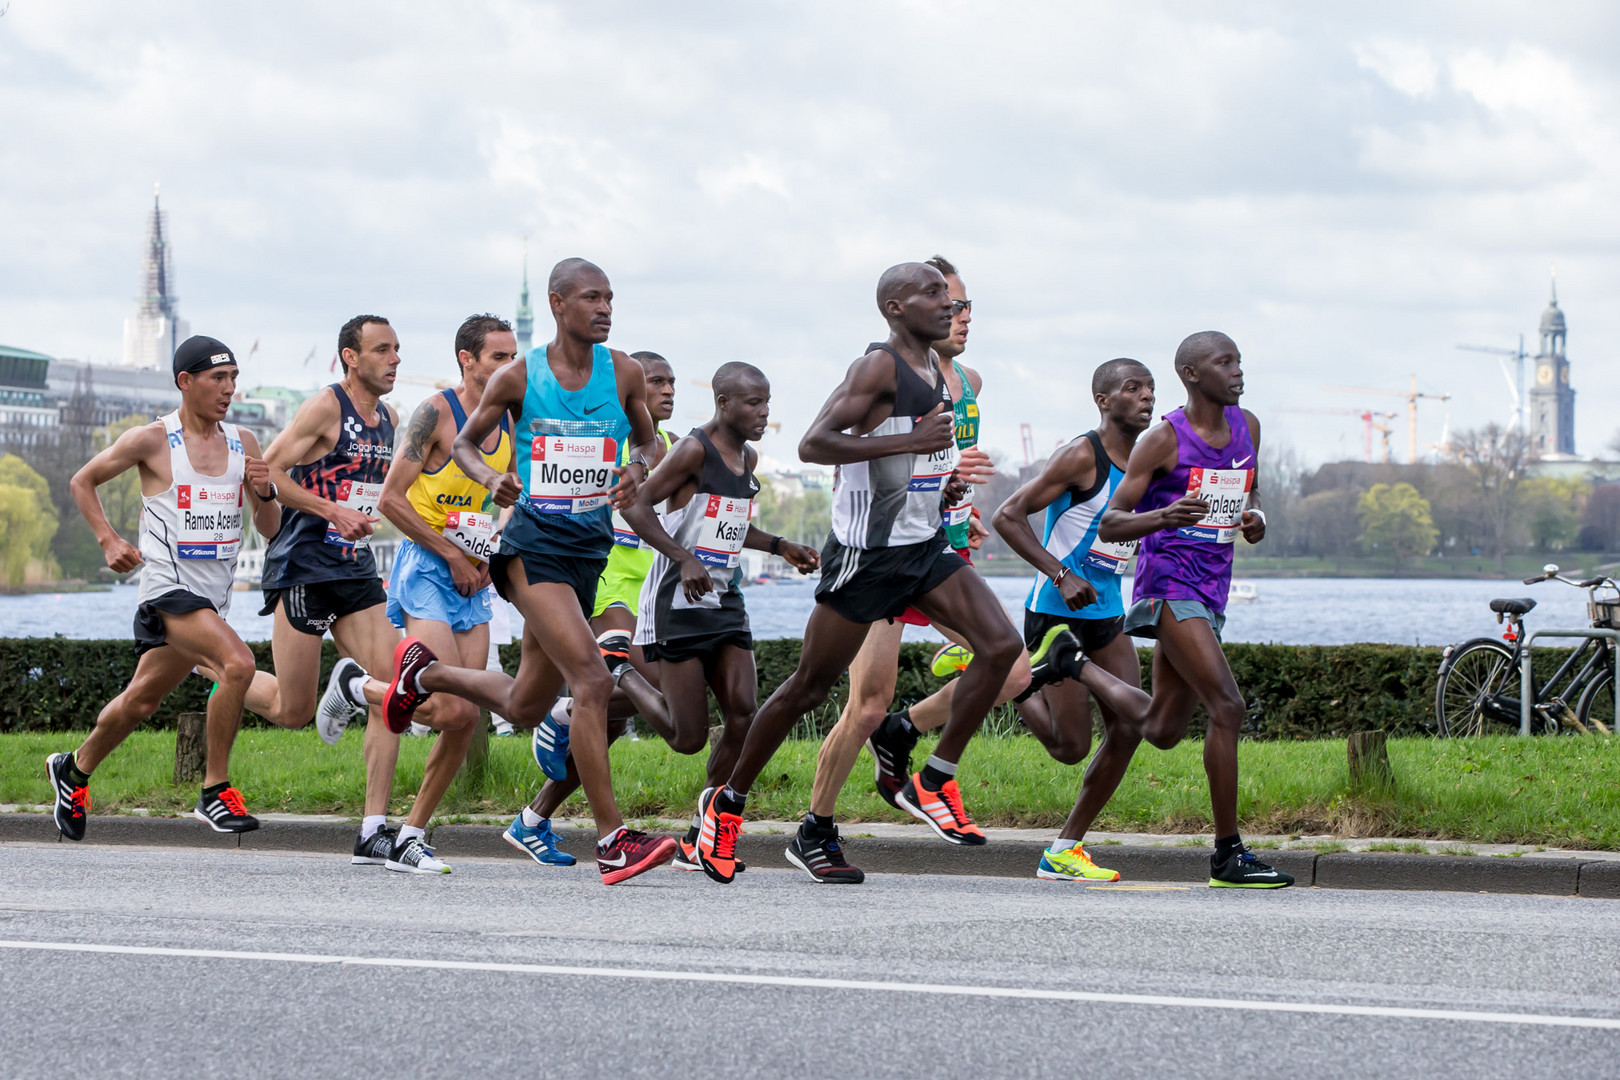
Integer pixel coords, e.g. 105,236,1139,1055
1228,580,1259,604
233,547,263,590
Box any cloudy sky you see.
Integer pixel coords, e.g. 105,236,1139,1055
2,1,1616,468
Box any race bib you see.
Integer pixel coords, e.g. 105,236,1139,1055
324,479,382,549
944,488,974,528
908,441,956,495
611,507,644,549
442,510,495,564
176,483,243,561
693,493,752,569
1177,467,1253,544
1082,534,1137,575
529,434,616,514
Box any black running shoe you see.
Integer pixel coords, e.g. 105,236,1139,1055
866,711,919,809
193,786,261,833
1209,845,1294,889
1027,627,1083,691
352,824,398,865
785,821,865,884
45,753,89,842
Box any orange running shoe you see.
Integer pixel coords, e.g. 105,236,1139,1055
894,774,987,846
695,786,743,883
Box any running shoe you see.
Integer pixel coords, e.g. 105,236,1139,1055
597,829,678,885
785,821,865,884
532,699,572,782
894,774,987,846
866,711,919,809
44,752,89,842
193,786,260,833
383,637,436,734
674,835,746,873
386,834,450,874
316,656,368,745
352,824,398,865
1036,843,1120,882
598,630,632,680
930,643,973,678
504,814,576,866
695,786,743,884
1028,626,1085,689
1209,845,1294,889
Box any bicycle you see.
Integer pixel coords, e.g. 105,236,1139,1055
1434,564,1619,737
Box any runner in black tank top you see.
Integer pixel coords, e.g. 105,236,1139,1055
694,262,1025,885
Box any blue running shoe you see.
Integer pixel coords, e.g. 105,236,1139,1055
504,814,576,866
531,699,571,781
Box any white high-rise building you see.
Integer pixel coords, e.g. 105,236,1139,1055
121,185,189,370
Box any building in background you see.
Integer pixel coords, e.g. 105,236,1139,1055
0,345,59,446
1528,277,1576,460
514,247,534,355
121,186,189,371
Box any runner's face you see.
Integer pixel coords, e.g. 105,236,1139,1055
721,380,772,442
345,322,400,398
896,272,955,343
1102,368,1156,434
641,361,676,422
553,273,613,345
934,274,970,359
1193,342,1243,405
464,330,518,396
180,364,239,422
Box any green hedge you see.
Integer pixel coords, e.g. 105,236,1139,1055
0,635,1571,739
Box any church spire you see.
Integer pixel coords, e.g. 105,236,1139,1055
514,236,534,354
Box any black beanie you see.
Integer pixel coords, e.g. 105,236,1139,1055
172,335,237,387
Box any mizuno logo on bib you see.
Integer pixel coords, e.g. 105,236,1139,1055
176,483,243,560
1084,534,1137,575
529,434,617,514
1178,467,1253,544
908,442,956,494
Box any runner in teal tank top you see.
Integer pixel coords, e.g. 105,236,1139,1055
384,258,681,887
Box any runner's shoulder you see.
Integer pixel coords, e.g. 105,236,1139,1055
1129,419,1180,470
289,384,343,428
955,361,983,396
1240,408,1261,439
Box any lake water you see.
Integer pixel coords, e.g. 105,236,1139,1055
0,575,1598,647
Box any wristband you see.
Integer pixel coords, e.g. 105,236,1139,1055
1051,566,1068,587
1248,508,1267,527
770,534,783,555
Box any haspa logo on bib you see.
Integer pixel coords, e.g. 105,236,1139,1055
177,484,242,509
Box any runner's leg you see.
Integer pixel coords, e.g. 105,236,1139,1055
156,607,259,787
703,644,757,785
1150,610,1244,836
72,647,194,774
907,571,1022,765
400,618,485,831
1054,631,1146,840
243,605,325,728
902,619,1032,734
808,619,902,817
331,604,406,820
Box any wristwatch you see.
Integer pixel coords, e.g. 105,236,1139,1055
770,535,783,555
255,481,278,502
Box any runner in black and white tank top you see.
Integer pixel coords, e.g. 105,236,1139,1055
137,411,246,615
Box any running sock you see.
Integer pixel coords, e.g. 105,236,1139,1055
1215,833,1244,861
520,807,545,829
894,709,917,738
919,755,958,791
597,825,627,852
1051,836,1081,852
804,812,834,835
201,780,229,798
397,825,425,843
412,664,433,695
346,673,370,704
360,815,387,841
717,786,747,815
550,697,573,728
65,755,91,785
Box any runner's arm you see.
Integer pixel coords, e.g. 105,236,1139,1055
743,525,819,573
992,438,1100,602
69,422,164,572
238,430,282,540
1097,422,1207,542
261,390,374,541
452,361,526,506
799,351,953,465
618,436,715,600
379,396,478,572
609,352,658,510
1239,409,1266,544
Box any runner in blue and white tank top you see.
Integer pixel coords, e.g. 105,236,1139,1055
388,258,679,886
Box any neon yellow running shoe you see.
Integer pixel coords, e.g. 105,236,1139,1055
930,643,973,678
1036,843,1120,882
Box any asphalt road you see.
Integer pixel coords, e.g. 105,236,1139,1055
4,842,1619,1079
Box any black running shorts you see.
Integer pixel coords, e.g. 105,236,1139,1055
134,589,219,656
814,528,968,625
490,548,607,619
642,631,754,668
1022,608,1125,657
261,577,387,637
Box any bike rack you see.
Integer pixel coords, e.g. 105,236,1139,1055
1519,628,1620,736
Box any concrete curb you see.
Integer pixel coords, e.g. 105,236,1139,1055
5,813,1614,897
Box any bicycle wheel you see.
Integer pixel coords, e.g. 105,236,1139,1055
1577,666,1616,734
1436,639,1520,737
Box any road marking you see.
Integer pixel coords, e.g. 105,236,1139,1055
1087,885,1190,892
2,938,1617,1031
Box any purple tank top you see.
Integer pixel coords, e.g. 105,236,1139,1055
1132,405,1254,614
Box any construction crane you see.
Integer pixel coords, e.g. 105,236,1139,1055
1020,423,1035,467
1456,336,1529,432
1324,376,1450,464
1279,408,1398,463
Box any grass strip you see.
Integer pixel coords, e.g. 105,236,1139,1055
4,730,1619,850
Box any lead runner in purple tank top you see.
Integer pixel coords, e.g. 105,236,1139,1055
1096,330,1293,890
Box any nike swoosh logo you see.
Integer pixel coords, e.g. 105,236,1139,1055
583,403,608,415
1232,455,1252,467
598,852,627,867
1245,870,1279,878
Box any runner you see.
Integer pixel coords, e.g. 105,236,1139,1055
694,261,1024,884
793,256,1039,884
47,336,281,839
617,362,819,870
1097,330,1293,889
991,357,1162,882
383,258,679,885
370,313,516,873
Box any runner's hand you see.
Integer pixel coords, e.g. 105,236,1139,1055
1157,495,1209,529
609,463,641,511
474,563,492,592
101,535,142,574
778,539,820,574
489,473,524,509
244,456,273,499
1059,573,1099,611
678,554,715,603
909,403,954,454
957,446,995,485
942,470,969,506
449,555,483,597
1240,509,1266,544
327,505,378,542
967,511,990,551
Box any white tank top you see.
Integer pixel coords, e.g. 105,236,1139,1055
137,412,246,613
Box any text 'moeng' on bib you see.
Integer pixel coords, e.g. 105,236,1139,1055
1177,467,1253,544
177,483,243,560
529,434,618,515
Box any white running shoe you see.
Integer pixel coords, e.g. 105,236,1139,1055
386,834,450,874
317,657,368,745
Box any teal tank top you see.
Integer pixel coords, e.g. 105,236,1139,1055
1025,431,1134,620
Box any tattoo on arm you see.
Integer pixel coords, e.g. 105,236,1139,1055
402,401,440,464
